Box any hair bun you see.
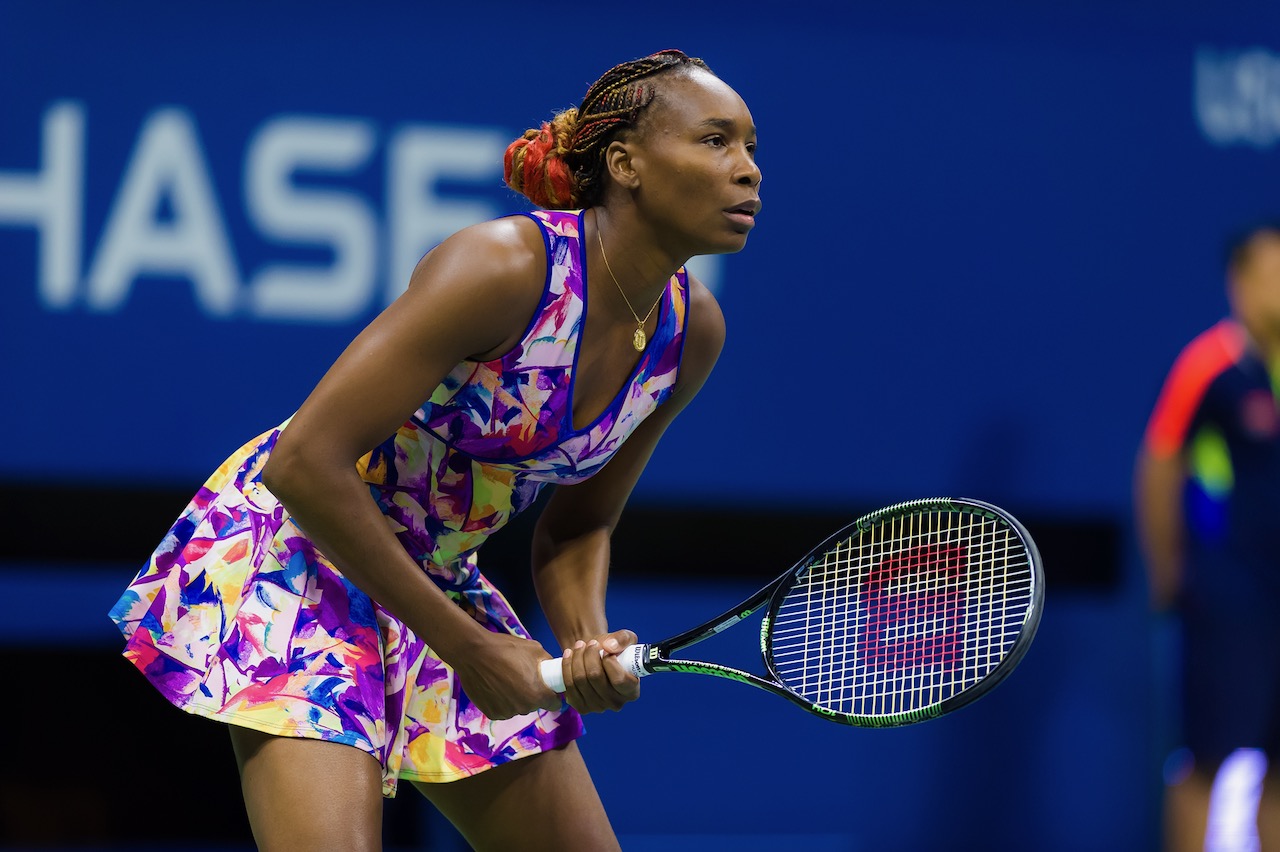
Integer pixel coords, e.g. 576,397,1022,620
504,107,579,209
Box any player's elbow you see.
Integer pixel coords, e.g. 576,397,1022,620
260,433,319,506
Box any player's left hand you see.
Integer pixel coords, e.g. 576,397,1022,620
559,629,641,714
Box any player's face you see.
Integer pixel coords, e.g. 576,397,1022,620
1234,233,1280,342
628,70,762,256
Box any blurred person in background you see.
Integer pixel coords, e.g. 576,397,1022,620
1136,222,1280,851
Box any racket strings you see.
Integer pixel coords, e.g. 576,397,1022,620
767,510,1035,719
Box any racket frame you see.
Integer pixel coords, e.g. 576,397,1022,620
632,497,1044,726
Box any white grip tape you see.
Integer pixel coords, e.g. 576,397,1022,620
539,643,649,694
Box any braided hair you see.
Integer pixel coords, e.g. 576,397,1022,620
504,49,712,209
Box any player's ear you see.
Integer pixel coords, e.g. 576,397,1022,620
605,140,640,191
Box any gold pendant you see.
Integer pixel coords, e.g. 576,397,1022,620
632,326,646,351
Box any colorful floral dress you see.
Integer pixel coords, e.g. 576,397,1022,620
109,209,689,796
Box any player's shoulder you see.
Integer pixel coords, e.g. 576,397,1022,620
426,214,546,282
395,215,553,358
681,269,727,357
672,269,726,395
404,214,551,312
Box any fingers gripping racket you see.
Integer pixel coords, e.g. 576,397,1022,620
540,497,1043,726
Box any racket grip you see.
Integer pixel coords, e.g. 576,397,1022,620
539,643,649,694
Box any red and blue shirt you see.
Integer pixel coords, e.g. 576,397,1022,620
1144,319,1280,607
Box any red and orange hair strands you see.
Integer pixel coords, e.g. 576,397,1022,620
504,49,712,209
504,111,577,209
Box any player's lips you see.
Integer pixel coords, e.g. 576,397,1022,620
724,198,761,229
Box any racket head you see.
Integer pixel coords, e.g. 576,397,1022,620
762,497,1043,726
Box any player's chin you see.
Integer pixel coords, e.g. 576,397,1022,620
699,229,753,256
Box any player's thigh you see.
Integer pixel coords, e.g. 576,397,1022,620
230,725,384,852
412,741,619,852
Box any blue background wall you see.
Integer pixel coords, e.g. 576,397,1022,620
4,1,1280,848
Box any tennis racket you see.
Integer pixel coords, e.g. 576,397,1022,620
540,497,1043,726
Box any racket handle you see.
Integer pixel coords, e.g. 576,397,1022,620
539,643,650,694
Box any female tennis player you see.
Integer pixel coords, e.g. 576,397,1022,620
109,49,759,851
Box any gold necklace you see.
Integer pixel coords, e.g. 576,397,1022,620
597,226,665,352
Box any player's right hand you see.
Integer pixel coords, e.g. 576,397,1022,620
559,629,642,714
